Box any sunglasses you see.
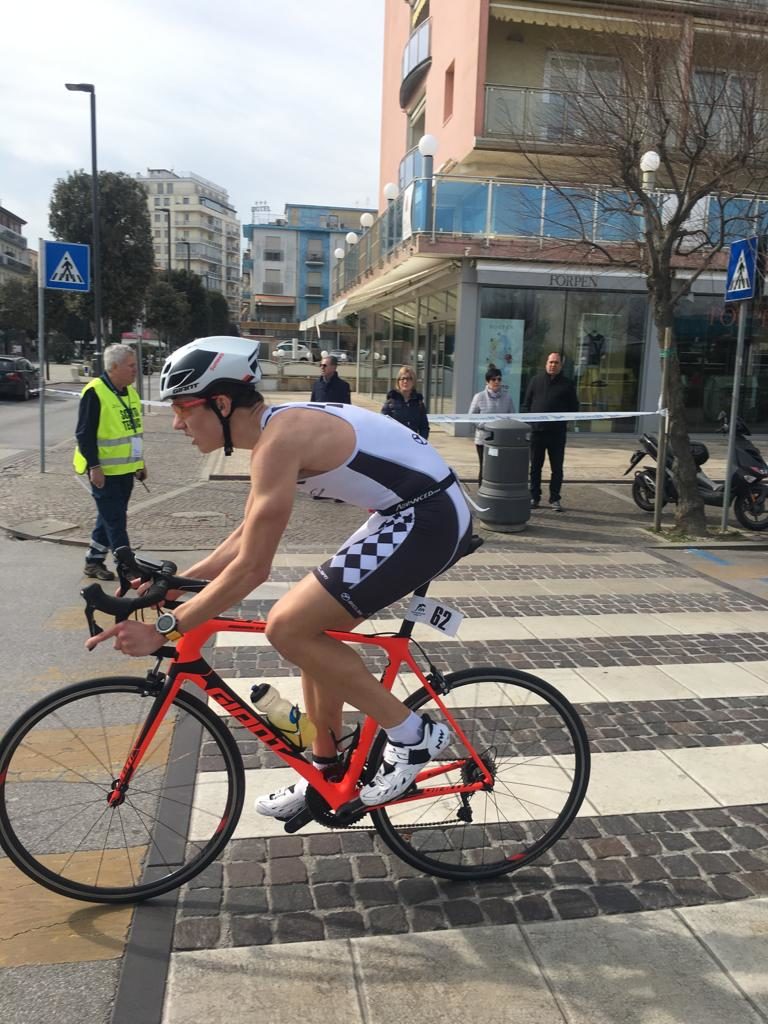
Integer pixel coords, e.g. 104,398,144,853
398,376,414,381
170,397,208,418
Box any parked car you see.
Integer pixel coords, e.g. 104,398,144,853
0,357,40,400
272,340,321,362
326,348,350,363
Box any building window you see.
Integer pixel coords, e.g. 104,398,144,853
264,234,283,261
154,198,161,207
444,61,454,122
183,197,189,204
166,182,174,194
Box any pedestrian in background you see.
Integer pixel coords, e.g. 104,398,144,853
381,364,429,439
468,368,515,485
521,351,579,512
74,343,147,580
311,354,351,403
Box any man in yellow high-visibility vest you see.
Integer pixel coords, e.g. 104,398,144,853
74,343,147,580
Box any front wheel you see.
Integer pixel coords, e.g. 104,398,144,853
371,667,590,880
0,677,246,903
734,488,768,531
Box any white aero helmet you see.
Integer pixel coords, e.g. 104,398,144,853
159,336,261,400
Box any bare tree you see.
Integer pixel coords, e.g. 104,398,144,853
495,3,768,534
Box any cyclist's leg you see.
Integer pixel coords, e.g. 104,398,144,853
300,669,342,759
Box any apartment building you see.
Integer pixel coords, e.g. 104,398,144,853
135,169,241,322
305,0,768,432
0,204,32,287
241,203,376,348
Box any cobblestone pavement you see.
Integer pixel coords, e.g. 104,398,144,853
169,544,768,955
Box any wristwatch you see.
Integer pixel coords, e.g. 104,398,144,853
155,612,184,643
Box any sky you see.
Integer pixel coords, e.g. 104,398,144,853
1,0,385,248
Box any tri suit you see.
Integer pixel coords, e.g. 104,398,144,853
260,402,472,618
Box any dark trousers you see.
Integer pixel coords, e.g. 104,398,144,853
475,444,485,484
86,474,134,563
530,430,567,503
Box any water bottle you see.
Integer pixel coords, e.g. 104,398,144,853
250,683,317,750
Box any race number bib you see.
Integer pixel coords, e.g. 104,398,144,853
131,436,143,459
404,596,464,637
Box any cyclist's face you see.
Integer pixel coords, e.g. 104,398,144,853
171,398,218,449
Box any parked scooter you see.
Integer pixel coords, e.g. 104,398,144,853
624,413,768,530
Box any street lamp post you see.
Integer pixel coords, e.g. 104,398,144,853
383,181,398,254
65,82,102,374
639,150,668,533
360,212,374,276
158,207,172,280
418,134,439,237
180,240,191,276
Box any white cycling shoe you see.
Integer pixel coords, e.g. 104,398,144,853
359,715,451,806
255,778,308,820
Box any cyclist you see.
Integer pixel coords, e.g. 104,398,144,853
86,336,472,816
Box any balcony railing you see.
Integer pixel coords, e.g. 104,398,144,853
330,173,768,299
484,83,768,150
0,225,26,248
305,253,325,265
0,252,31,274
401,17,430,82
398,145,421,191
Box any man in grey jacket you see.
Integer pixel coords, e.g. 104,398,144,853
468,368,515,484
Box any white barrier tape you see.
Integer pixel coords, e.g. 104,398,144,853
429,410,666,424
46,388,664,422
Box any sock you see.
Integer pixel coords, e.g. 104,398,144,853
385,711,424,746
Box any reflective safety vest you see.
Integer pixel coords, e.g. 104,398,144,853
73,377,144,476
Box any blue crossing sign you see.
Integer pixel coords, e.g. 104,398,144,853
725,236,758,302
43,240,90,292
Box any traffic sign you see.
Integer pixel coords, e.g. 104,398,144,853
725,236,758,302
43,240,90,292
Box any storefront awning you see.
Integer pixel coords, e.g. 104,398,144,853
489,2,672,36
299,298,348,332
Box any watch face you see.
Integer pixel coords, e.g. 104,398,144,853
156,613,176,634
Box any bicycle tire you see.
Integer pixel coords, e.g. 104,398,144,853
0,677,245,903
370,666,590,881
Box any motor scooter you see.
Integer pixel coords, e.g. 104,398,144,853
623,414,768,530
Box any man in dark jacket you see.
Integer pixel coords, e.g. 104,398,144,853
521,352,579,511
311,355,351,403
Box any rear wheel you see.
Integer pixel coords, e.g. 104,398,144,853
371,667,590,880
0,677,245,903
734,489,768,530
632,472,660,513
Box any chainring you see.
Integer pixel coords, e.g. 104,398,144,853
304,784,370,828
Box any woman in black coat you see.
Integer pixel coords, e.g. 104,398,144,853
381,364,429,439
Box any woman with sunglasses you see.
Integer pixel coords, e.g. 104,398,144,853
381,364,429,439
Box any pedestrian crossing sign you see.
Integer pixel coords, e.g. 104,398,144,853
43,240,90,292
725,237,758,302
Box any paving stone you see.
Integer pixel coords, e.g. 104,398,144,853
226,861,265,887
515,894,553,922
552,861,593,885
338,832,376,853
172,914,221,953
592,859,632,883
669,877,718,906
589,884,644,915
741,871,768,895
187,863,223,889
270,885,314,913
410,904,448,932
355,855,388,879
479,897,517,924
626,856,666,882
311,858,353,883
693,807,735,827
323,911,367,939
230,916,273,947
353,880,399,906
726,826,766,849
179,888,222,917
223,886,269,914
633,882,681,910
692,852,740,875
627,834,663,856
313,883,353,910
267,836,303,859
732,851,768,871
269,858,308,885
306,833,343,855
229,838,268,862
587,837,630,859
274,912,325,944
551,888,599,920
396,877,440,904
663,855,700,878
368,905,409,934
444,899,485,927
692,830,732,852
710,875,753,901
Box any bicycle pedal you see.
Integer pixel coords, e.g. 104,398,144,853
334,797,366,825
282,806,314,834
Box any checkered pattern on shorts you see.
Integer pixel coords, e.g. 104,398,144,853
328,510,415,587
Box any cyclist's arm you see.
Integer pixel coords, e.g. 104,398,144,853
172,435,299,633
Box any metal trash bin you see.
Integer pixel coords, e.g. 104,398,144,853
476,419,530,533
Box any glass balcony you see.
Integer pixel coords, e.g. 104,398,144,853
400,18,431,106
398,145,421,191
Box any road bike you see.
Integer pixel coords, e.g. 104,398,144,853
0,541,590,904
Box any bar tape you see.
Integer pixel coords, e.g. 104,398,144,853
45,388,665,422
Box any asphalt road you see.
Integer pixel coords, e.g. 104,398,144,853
0,390,76,462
